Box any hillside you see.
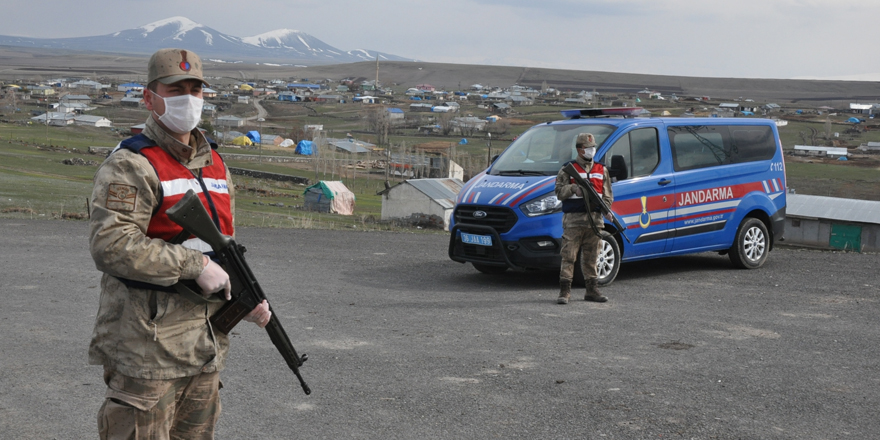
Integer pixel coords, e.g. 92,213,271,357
3,46,880,105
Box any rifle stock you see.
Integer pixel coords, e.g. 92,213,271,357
165,190,231,251
562,163,631,243
167,190,311,395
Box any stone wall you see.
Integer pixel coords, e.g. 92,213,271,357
228,167,310,185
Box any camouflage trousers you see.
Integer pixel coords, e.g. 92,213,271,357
98,367,221,440
559,213,602,282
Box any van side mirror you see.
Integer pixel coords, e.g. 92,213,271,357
609,155,628,181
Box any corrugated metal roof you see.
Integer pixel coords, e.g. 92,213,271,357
329,140,371,153
787,194,880,225
407,178,464,209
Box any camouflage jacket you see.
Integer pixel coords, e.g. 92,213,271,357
554,155,613,228
88,116,235,379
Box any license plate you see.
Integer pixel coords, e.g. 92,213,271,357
461,232,492,246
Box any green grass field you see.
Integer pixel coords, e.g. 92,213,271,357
3,100,879,228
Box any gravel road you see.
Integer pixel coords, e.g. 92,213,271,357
1,219,878,439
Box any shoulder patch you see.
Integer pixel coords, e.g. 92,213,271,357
106,183,137,212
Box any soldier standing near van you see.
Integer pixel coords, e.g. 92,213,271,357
88,48,271,439
555,132,613,304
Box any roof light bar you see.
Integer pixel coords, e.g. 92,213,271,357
560,107,644,119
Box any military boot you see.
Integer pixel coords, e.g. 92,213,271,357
557,280,572,305
584,278,608,302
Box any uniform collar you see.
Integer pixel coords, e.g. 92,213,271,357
576,155,593,168
143,116,213,169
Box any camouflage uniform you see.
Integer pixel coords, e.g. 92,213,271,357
89,114,235,438
554,154,613,301
97,368,221,440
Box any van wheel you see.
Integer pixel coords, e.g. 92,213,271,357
473,263,508,274
574,231,621,287
597,232,621,286
729,217,769,269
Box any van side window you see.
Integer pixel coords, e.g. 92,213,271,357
668,126,728,171
669,125,776,171
605,127,659,180
730,126,777,163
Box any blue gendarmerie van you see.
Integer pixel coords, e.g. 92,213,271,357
448,108,787,285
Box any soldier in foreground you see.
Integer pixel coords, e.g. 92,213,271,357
88,48,271,439
554,132,614,304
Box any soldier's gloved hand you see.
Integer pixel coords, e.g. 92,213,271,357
197,256,232,300
573,185,583,197
244,299,272,328
604,212,614,223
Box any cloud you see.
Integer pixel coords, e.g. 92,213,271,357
2,0,880,79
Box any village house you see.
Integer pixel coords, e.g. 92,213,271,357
252,88,276,97
57,102,94,113
120,97,143,108
378,178,464,231
491,102,512,114
277,91,301,102
313,94,345,103
29,86,55,97
69,80,107,90
326,138,375,154
117,83,144,92
288,83,322,92
786,194,880,252
353,96,379,104
216,115,245,128
387,108,405,124
73,115,112,127
60,94,91,105
30,112,75,126
508,95,533,106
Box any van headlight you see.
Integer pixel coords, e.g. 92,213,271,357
520,193,562,217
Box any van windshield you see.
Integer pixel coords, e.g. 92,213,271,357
490,124,616,175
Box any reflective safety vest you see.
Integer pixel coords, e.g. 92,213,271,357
117,134,233,253
561,160,605,213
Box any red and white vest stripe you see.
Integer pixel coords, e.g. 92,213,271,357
139,146,233,251
568,161,605,198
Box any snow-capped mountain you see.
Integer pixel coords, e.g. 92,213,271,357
0,16,414,64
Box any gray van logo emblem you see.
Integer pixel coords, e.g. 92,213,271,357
473,210,487,219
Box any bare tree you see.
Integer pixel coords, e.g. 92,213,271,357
363,105,390,145
487,119,510,136
436,112,455,136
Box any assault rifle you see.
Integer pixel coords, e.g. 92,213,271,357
167,190,311,395
562,162,631,244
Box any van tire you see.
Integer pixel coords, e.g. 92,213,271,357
473,263,508,274
574,231,621,287
729,217,769,269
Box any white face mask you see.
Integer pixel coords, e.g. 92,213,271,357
151,90,204,134
580,147,596,160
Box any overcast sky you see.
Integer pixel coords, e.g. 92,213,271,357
1,0,874,81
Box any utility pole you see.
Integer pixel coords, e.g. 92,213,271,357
486,132,492,167
257,118,265,164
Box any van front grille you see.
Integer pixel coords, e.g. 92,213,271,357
454,205,518,234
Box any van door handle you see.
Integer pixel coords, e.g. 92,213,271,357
658,179,672,186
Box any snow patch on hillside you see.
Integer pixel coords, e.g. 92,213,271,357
242,29,303,47
140,16,203,34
